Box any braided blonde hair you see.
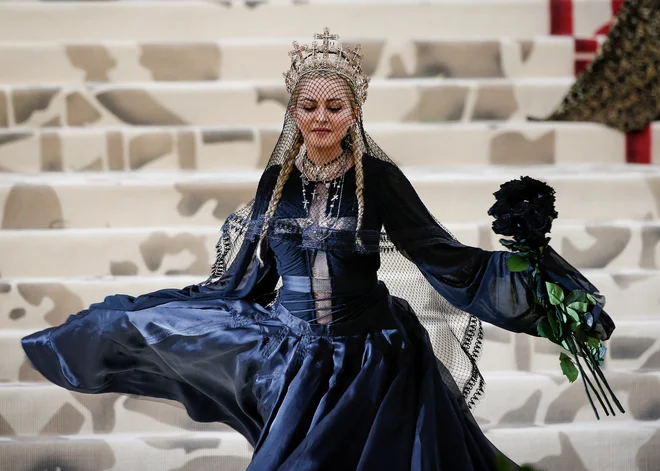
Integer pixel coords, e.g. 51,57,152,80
260,129,304,238
350,124,365,234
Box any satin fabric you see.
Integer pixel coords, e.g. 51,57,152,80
21,156,612,470
22,282,516,470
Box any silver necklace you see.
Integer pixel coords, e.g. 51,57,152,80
300,151,348,229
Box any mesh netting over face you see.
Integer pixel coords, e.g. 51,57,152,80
201,44,486,408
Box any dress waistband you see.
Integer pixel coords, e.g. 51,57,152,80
281,274,378,294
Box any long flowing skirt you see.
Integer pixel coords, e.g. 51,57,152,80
21,282,518,470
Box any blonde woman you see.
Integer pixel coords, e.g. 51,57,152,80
23,29,614,470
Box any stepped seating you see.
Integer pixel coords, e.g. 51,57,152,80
0,123,648,172
1,1,659,470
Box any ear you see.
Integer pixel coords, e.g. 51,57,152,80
353,107,361,124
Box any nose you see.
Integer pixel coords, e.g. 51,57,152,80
314,107,329,123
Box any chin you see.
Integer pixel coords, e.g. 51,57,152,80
307,136,341,148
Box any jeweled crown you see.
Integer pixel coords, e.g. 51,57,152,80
284,27,370,105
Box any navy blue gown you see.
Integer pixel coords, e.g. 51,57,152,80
21,156,613,470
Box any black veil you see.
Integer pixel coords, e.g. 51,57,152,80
198,30,489,408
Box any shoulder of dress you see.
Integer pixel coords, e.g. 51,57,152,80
361,154,401,184
361,153,396,173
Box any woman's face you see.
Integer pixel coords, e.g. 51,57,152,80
292,76,357,155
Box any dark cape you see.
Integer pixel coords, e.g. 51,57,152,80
21,156,614,470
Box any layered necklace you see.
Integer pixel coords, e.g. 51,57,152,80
300,150,348,228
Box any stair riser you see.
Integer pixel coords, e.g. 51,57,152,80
0,432,252,471
0,39,579,85
2,270,658,331
477,323,660,374
0,2,557,41
0,424,658,471
0,123,636,173
486,424,660,471
0,81,570,129
0,372,656,437
2,221,660,277
2,174,660,228
0,1,618,41
3,324,659,384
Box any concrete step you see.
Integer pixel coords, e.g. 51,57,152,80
0,37,582,85
0,0,617,41
0,430,252,471
2,220,660,278
0,371,656,437
4,321,660,383
486,421,660,471
0,422,658,471
478,321,660,374
1,167,659,228
0,123,641,174
0,79,571,128
2,269,658,331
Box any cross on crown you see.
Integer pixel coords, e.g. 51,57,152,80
283,27,370,105
315,27,339,50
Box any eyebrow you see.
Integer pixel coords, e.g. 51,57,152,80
300,97,344,103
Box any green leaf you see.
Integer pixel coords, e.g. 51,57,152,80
507,254,530,272
564,290,586,306
575,329,589,343
537,318,552,340
568,302,588,314
548,313,562,338
546,282,564,306
499,238,518,249
560,352,579,382
587,336,601,349
565,307,581,323
585,293,597,305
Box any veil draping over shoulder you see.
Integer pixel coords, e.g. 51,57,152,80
199,30,489,408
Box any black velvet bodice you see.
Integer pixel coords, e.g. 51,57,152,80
270,163,382,321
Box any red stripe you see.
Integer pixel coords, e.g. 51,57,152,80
550,0,573,35
626,126,652,164
574,59,592,76
574,38,600,53
611,0,624,15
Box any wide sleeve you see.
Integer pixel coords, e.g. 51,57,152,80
203,165,281,304
377,162,614,339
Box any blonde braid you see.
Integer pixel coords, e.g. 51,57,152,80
260,130,303,238
351,125,365,248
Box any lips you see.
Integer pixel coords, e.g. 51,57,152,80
312,128,331,133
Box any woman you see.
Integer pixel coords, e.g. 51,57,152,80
22,29,614,470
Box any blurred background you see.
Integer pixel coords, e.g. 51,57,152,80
0,1,658,470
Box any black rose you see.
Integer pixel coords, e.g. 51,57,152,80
488,176,558,249
492,213,514,236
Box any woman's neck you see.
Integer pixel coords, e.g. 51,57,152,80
306,145,344,166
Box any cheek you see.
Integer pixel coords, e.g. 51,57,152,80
294,112,314,131
331,111,354,130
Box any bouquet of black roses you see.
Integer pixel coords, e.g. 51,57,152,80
488,176,624,420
